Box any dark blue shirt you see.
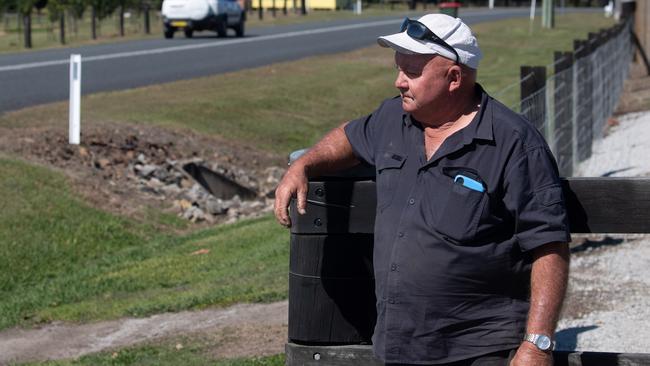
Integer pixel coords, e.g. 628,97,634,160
344,86,571,364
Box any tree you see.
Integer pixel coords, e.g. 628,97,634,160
88,0,118,39
15,0,39,48
408,0,416,10
116,0,137,37
117,0,126,36
67,0,84,36
47,0,66,44
140,0,153,34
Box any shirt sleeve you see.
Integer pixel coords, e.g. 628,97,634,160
343,106,383,166
503,145,572,251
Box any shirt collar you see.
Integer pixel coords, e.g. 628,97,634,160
402,83,494,143
462,83,494,143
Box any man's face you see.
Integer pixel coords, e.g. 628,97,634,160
394,52,451,116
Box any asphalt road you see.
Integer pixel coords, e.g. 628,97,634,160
0,8,576,113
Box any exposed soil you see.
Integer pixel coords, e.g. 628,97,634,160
0,122,286,229
0,301,289,365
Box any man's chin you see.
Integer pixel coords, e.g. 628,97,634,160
401,99,417,113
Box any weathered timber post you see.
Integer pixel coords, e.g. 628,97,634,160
288,165,377,346
520,65,547,134
554,51,574,178
286,162,380,365
574,37,593,163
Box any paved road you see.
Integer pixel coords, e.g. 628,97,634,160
0,8,582,113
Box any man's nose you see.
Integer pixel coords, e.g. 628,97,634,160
394,71,408,90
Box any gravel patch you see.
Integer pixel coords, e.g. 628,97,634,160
555,110,650,353
576,111,650,178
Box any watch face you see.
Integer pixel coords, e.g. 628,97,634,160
536,335,552,350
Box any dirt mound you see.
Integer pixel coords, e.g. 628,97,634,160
0,123,286,227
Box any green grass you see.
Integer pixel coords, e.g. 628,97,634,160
475,13,616,108
0,46,396,155
0,157,289,330
21,345,284,366
0,12,615,156
0,5,424,54
0,10,165,54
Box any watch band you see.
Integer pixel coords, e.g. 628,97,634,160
523,333,555,351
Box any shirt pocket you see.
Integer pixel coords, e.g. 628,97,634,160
536,185,564,207
375,151,406,211
434,169,488,244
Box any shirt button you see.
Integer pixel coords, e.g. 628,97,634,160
409,198,415,205
391,263,397,271
398,232,404,238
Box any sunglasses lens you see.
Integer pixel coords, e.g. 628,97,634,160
407,24,426,39
399,18,409,32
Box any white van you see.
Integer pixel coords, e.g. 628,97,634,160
161,0,246,38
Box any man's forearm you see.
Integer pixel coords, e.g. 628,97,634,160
511,242,569,365
294,122,360,177
274,122,360,226
527,242,570,337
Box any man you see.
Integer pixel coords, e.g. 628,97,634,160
275,14,570,366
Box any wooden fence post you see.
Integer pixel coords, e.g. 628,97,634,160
572,40,593,174
520,65,547,133
554,52,574,178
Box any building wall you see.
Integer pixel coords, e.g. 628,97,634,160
252,0,338,10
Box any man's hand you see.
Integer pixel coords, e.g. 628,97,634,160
510,341,553,366
274,164,308,227
273,122,359,228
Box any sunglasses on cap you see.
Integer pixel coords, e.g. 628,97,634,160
400,18,460,65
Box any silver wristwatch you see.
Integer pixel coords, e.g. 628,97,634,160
523,333,555,351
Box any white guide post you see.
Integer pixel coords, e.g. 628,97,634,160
489,0,494,9
530,0,537,20
69,54,81,145
355,0,362,15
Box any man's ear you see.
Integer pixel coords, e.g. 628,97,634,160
447,65,463,92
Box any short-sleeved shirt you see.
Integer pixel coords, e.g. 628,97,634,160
344,85,571,365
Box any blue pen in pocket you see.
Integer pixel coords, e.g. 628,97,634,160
454,174,485,193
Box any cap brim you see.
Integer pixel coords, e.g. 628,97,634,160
377,32,458,62
377,32,436,55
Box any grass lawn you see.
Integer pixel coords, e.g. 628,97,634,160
0,5,423,54
0,12,615,156
22,347,284,366
0,157,288,330
474,13,616,108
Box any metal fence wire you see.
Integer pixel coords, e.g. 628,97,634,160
512,20,633,177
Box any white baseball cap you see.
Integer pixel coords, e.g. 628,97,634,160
377,14,483,69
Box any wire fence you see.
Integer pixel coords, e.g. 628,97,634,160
501,19,633,177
